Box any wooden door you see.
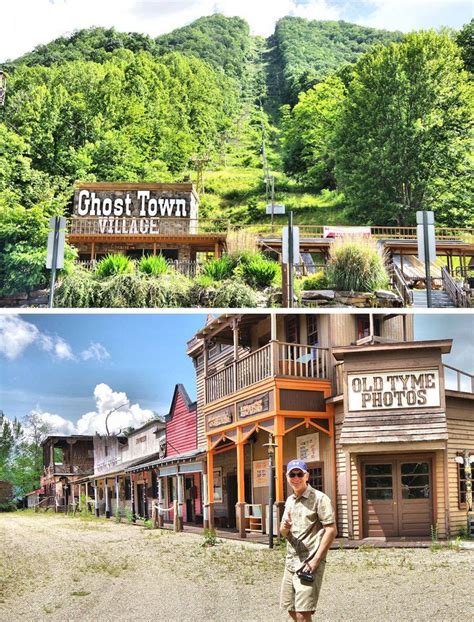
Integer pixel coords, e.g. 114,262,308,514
362,456,433,538
363,460,398,537
398,460,432,536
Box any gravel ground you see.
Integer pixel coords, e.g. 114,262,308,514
0,512,472,622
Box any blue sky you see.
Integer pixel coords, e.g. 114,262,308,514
1,0,472,62
0,312,472,434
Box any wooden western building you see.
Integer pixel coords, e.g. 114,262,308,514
127,384,206,529
187,313,473,540
40,435,94,511
68,182,226,262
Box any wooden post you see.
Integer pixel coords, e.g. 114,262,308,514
202,472,209,528
236,428,246,538
274,416,284,505
105,479,110,518
233,318,239,393
177,474,183,531
157,476,163,527
173,499,179,532
91,241,95,261
207,449,215,530
130,474,136,523
94,481,99,517
115,476,120,517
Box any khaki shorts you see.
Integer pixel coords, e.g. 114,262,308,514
280,561,326,613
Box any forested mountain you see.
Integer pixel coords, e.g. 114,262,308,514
267,17,403,106
0,15,472,296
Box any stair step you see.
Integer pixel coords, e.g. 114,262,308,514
412,290,456,308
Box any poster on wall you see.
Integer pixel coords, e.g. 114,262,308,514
253,460,269,487
213,468,223,502
297,433,320,462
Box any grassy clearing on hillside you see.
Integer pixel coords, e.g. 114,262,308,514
200,166,348,226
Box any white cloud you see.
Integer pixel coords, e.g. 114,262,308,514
2,0,471,61
0,315,39,360
81,342,110,362
0,315,75,361
54,337,75,360
75,383,155,434
356,1,472,32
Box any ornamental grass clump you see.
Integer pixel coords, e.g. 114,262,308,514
95,253,135,278
326,236,389,292
234,255,279,288
138,254,169,276
201,255,236,281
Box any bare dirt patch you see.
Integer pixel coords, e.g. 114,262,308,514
1,512,472,621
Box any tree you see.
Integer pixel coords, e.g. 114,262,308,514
456,20,474,74
334,32,473,226
281,75,346,189
0,412,22,480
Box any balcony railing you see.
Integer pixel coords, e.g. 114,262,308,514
205,341,329,403
68,217,228,236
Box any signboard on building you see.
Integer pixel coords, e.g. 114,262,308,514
296,433,320,462
71,183,198,236
347,370,441,411
253,460,269,487
237,392,271,419
206,406,234,430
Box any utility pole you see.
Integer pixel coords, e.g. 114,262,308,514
191,154,210,196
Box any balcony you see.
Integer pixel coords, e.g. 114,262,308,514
205,341,329,404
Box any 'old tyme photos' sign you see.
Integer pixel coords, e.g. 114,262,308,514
72,183,198,235
348,370,441,411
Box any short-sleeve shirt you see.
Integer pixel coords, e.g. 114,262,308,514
280,484,335,572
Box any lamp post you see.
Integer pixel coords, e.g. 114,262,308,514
263,434,278,549
105,402,129,436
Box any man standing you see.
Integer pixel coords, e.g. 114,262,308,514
280,459,337,622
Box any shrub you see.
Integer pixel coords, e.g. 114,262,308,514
213,280,258,308
188,279,219,307
301,271,330,290
146,274,192,308
326,236,389,292
100,273,148,307
95,253,135,278
55,269,102,308
138,254,169,276
201,255,236,281
234,255,279,288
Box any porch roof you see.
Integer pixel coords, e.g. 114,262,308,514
126,448,206,473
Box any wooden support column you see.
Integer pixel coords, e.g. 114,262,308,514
369,313,374,341
236,428,246,538
328,404,338,528
153,243,157,256
202,472,209,528
203,338,209,402
177,474,184,531
130,474,136,523
270,313,278,376
94,481,99,517
143,472,149,520
274,415,285,525
91,242,95,261
105,479,110,519
232,317,239,393
206,449,215,530
115,476,120,517
157,476,164,528
214,241,220,259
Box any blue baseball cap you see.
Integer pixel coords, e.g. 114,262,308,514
287,459,308,474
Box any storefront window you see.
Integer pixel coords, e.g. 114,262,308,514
306,316,318,346
307,463,324,492
401,462,430,499
364,463,393,500
458,463,474,506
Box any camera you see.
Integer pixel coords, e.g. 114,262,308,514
296,569,314,583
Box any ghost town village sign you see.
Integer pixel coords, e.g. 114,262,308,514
347,370,441,411
72,183,198,235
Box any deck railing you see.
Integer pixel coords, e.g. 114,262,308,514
205,341,329,403
443,364,474,393
441,267,469,308
68,217,228,236
389,262,413,307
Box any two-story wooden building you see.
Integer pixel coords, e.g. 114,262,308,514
87,418,166,519
41,435,94,511
127,384,205,528
187,313,473,540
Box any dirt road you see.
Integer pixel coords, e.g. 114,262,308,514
0,512,472,621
